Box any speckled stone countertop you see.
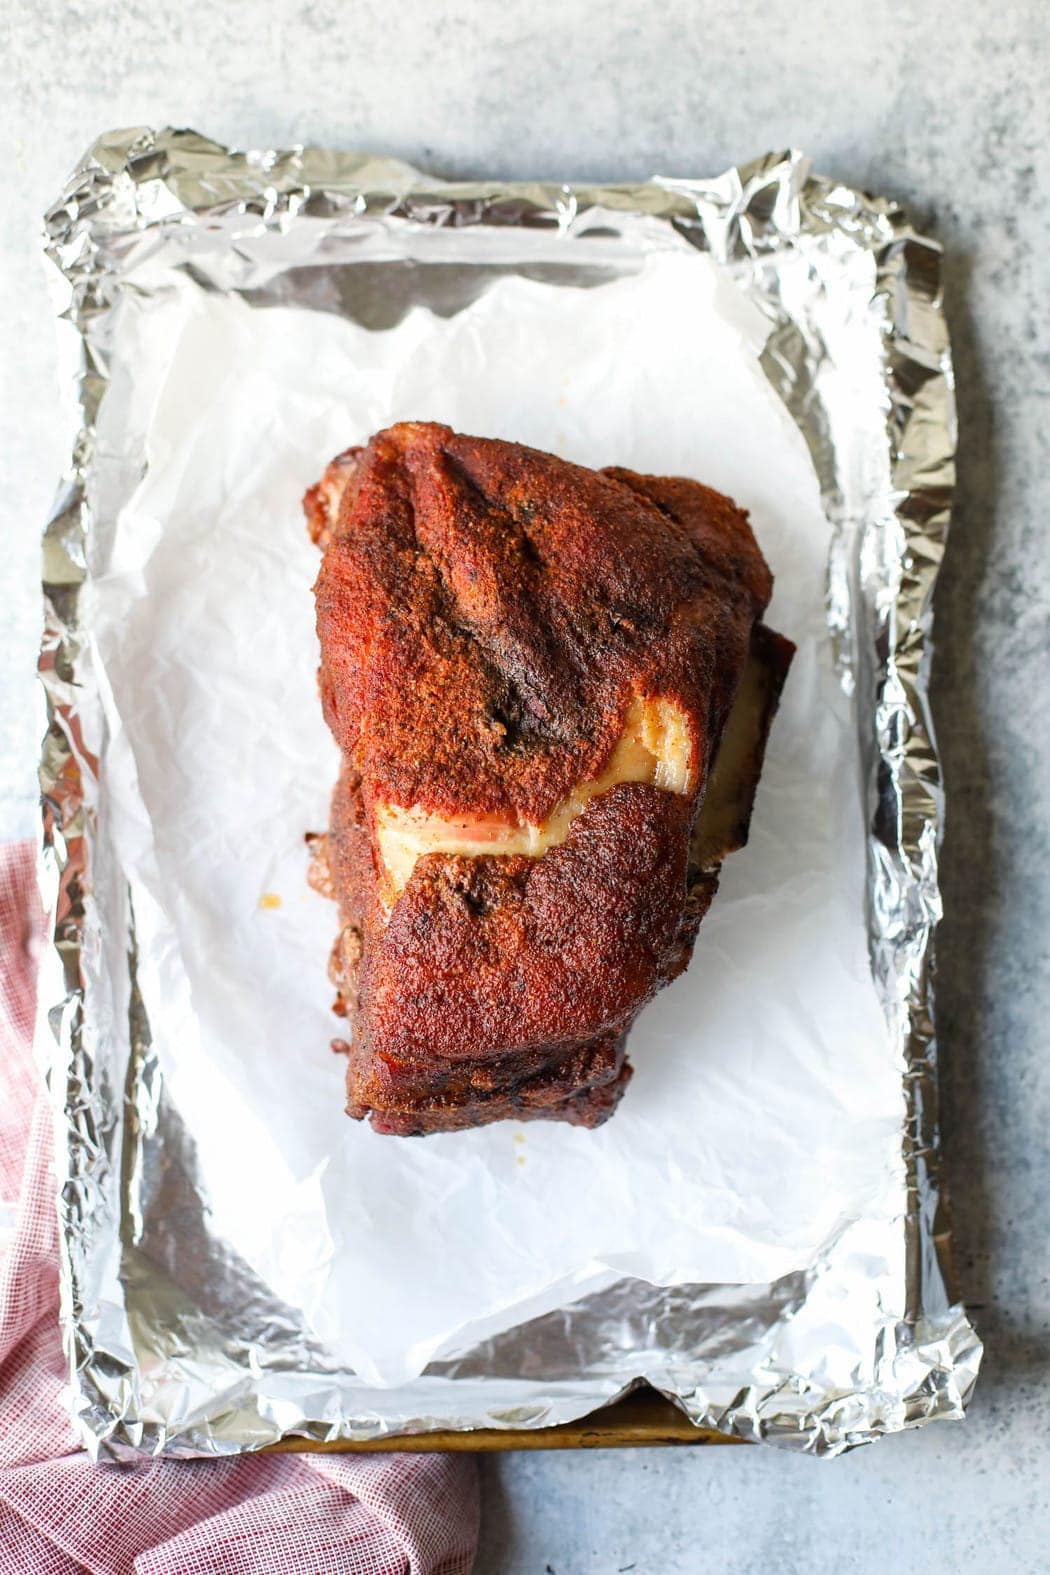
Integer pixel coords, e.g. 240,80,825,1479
4,1,1048,1569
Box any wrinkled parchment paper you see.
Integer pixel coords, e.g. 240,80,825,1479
88,249,902,1387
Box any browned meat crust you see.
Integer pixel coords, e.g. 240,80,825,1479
306,422,793,1135
313,424,772,823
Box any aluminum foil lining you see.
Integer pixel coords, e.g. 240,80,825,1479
37,127,981,1458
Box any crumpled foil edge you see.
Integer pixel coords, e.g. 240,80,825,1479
36,127,981,1458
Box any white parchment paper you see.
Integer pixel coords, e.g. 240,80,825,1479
89,250,904,1387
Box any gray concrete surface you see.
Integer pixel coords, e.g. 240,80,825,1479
4,1,1049,1570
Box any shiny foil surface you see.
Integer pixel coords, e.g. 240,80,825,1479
37,128,981,1457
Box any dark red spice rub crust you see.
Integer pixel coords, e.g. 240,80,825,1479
312,423,772,823
306,422,793,1135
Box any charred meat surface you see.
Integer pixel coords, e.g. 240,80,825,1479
306,422,793,1135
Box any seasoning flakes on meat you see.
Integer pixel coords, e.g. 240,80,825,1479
306,422,794,1135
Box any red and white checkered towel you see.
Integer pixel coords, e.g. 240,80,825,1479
0,841,479,1575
